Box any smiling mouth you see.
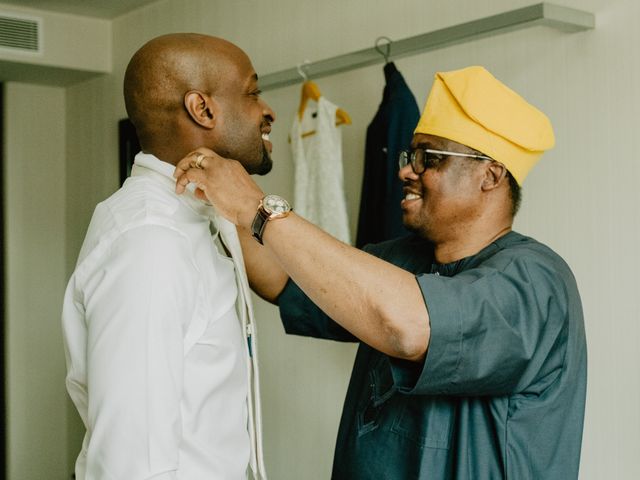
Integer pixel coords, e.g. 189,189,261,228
401,191,422,210
261,131,273,154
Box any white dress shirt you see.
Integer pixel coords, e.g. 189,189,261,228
62,153,267,479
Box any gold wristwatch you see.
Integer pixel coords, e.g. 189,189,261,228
251,194,292,244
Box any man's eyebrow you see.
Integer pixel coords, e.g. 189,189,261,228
413,141,438,150
245,73,259,89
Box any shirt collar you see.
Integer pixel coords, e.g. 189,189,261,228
131,152,218,221
430,231,520,276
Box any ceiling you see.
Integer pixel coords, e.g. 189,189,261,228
0,0,161,19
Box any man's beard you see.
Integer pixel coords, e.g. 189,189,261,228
253,146,273,176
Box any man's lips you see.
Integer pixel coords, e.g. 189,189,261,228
401,187,422,208
403,185,422,200
404,192,421,201
261,130,272,152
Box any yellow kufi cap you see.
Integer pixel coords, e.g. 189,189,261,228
414,66,555,184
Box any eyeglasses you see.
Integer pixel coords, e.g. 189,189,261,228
398,148,493,175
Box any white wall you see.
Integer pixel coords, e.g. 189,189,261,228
54,0,640,478
4,82,69,479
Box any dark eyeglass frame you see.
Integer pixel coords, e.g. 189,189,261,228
398,148,493,175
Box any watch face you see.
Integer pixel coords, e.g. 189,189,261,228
263,194,291,215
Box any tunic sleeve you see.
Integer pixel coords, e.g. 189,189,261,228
391,249,571,396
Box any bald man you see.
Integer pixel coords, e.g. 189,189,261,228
62,34,274,480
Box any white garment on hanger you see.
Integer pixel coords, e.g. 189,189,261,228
290,96,351,244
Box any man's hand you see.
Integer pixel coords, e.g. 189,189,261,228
174,147,265,228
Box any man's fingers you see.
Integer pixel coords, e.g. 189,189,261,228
174,153,197,178
192,152,209,170
175,168,207,194
173,149,214,178
173,152,195,178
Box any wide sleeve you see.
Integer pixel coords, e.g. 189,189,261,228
391,251,570,397
81,225,199,479
278,279,357,343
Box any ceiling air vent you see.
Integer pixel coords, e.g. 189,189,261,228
0,12,41,54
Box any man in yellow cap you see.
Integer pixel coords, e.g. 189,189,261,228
174,66,587,479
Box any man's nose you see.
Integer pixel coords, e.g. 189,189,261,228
262,100,276,123
398,163,418,182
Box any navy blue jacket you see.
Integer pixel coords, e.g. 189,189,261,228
356,62,420,248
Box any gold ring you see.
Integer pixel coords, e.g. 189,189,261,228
194,153,205,169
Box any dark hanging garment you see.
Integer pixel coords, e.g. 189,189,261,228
356,62,420,248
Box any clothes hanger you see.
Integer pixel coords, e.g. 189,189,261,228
295,61,351,138
374,36,392,64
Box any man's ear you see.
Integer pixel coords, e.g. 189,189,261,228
184,90,217,129
481,161,508,191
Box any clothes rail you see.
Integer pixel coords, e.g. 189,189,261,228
259,2,594,91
